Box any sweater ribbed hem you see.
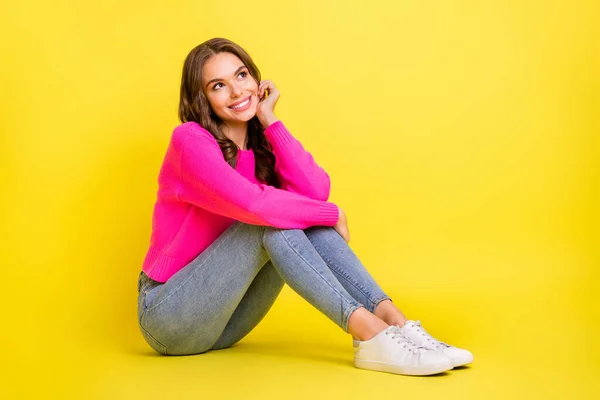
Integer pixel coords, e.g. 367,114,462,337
141,245,185,283
318,202,340,226
263,120,294,148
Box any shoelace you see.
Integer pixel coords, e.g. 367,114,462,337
408,320,450,350
387,326,429,353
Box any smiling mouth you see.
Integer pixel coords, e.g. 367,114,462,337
228,96,251,109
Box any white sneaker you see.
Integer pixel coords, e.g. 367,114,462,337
353,325,454,376
396,320,474,367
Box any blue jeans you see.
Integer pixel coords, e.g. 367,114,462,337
137,221,393,356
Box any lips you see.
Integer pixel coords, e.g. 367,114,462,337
228,95,251,108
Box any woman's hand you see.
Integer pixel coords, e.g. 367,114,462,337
334,206,350,243
256,79,280,128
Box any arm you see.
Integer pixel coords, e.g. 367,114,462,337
176,123,339,229
263,120,332,201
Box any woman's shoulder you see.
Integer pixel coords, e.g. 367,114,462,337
170,121,218,148
172,120,211,138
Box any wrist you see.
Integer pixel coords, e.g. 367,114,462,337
260,114,279,128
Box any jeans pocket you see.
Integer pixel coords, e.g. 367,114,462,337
137,292,169,355
142,280,162,307
137,297,168,356
138,281,160,321
138,290,147,323
137,276,168,354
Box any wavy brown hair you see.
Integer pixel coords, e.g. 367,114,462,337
178,38,280,188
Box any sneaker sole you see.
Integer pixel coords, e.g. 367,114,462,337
354,358,454,376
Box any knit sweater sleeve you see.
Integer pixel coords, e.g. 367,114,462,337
263,120,331,201
175,123,339,229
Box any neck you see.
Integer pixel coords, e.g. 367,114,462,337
223,120,249,150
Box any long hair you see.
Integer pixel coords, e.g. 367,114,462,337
178,38,280,188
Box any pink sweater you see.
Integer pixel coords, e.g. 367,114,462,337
141,119,340,282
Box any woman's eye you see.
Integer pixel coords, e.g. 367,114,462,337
213,72,246,90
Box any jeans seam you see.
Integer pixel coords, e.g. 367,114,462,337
310,239,378,309
146,220,246,314
139,323,168,355
278,230,359,311
329,267,380,312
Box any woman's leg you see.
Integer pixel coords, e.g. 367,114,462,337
261,226,368,334
137,220,271,356
304,226,408,327
209,259,284,350
209,227,392,349
137,221,368,356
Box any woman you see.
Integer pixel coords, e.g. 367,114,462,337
137,37,473,376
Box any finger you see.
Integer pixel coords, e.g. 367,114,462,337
258,82,269,95
259,81,276,99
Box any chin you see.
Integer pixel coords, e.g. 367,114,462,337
221,113,256,124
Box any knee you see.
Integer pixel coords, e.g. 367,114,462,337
303,225,336,241
263,226,307,246
263,225,287,240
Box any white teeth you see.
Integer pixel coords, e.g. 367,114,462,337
231,98,249,109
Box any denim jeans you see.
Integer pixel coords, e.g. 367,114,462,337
137,221,393,356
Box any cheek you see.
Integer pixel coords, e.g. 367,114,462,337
207,92,228,111
247,81,259,94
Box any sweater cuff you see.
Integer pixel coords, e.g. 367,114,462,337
264,120,294,148
318,202,340,226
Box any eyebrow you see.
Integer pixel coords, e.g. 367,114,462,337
205,65,247,89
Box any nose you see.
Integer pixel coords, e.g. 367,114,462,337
230,82,244,97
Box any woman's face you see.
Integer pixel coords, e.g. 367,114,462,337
201,52,259,124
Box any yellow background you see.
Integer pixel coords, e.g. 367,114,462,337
2,0,598,398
